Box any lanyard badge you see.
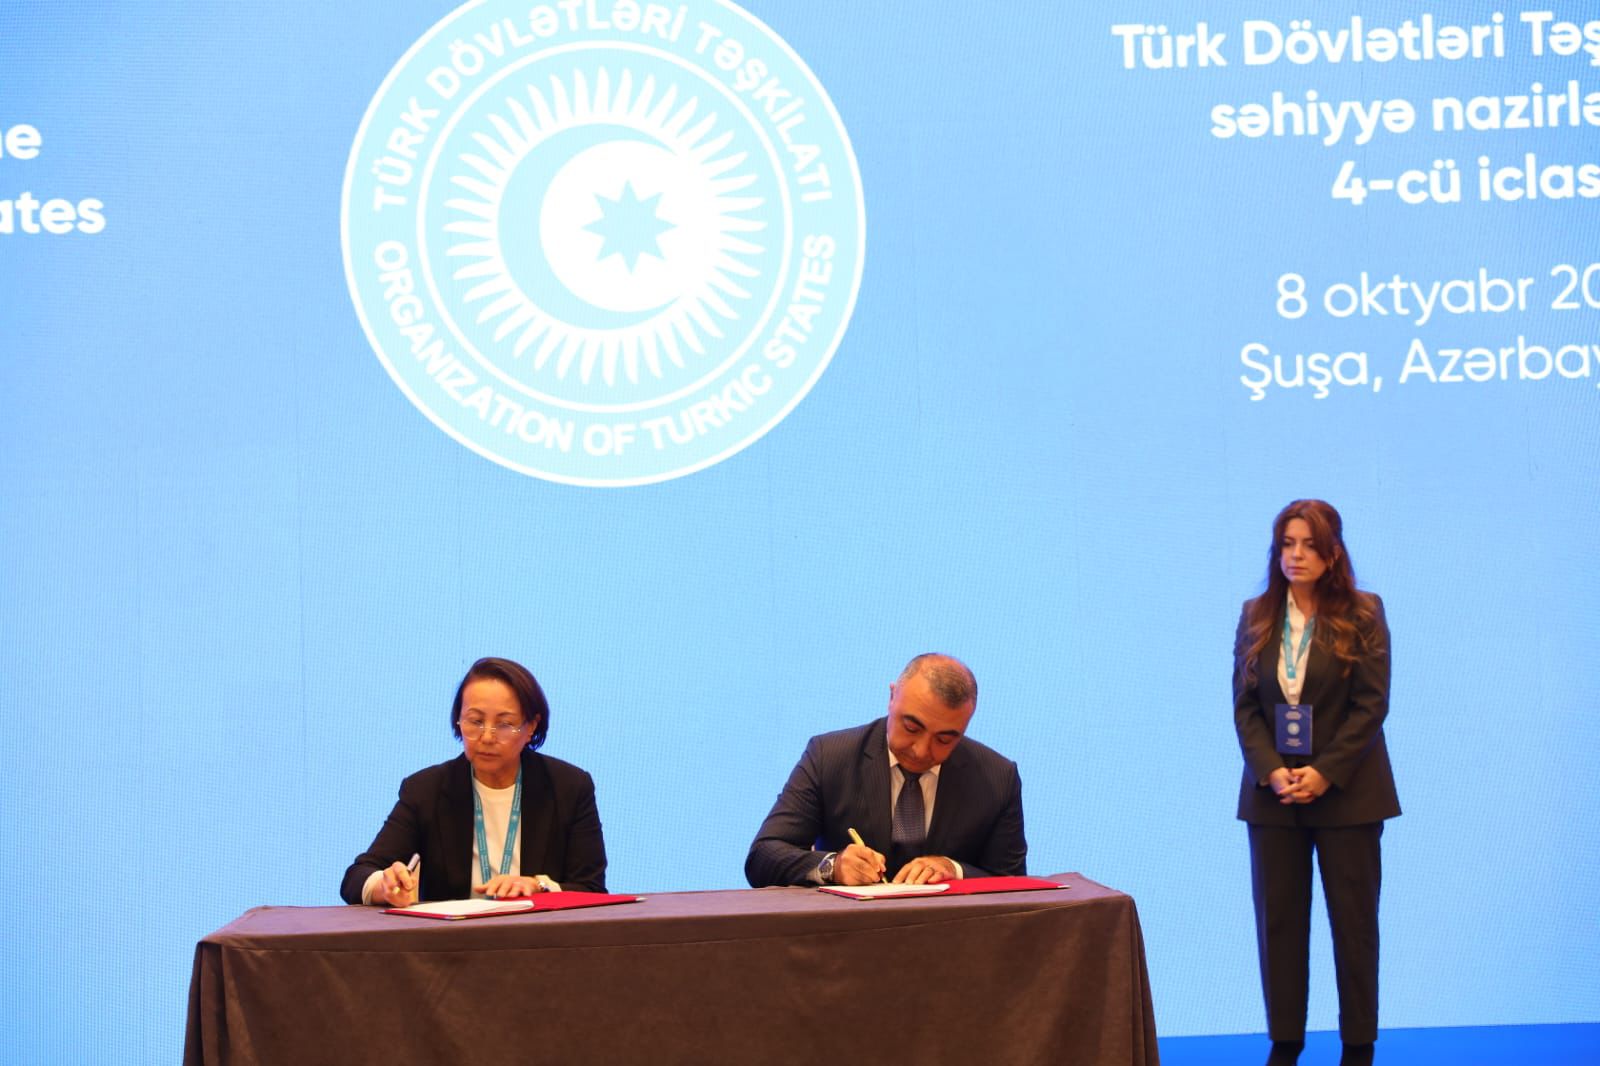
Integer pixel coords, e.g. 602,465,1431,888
1281,613,1314,683
473,765,523,885
1275,703,1312,756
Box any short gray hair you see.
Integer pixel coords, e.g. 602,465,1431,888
897,653,978,709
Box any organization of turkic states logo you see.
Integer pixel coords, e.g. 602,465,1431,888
342,0,864,486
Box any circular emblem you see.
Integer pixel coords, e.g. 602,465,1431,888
343,0,864,486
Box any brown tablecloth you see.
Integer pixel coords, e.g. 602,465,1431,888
184,873,1158,1066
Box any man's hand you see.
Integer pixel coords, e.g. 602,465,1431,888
834,842,887,885
377,860,419,907
1286,766,1330,804
892,855,959,885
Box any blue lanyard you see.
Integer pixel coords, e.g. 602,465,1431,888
1281,611,1314,681
472,765,523,885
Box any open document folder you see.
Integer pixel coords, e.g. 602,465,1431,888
817,882,950,901
384,898,536,920
818,876,1069,901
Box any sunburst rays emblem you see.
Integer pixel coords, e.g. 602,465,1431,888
441,68,767,389
343,0,864,486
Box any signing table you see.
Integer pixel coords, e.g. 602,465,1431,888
184,873,1158,1066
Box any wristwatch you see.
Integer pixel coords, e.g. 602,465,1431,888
816,851,838,883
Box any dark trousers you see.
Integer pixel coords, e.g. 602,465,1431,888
1248,822,1383,1044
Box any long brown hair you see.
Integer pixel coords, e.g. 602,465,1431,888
1239,499,1379,686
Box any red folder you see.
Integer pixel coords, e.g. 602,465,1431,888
493,891,643,911
936,875,1068,896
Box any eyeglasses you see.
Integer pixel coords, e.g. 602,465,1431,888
458,719,528,741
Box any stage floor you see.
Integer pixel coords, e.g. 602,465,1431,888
1160,1023,1600,1065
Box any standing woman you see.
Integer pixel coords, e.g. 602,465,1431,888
1233,501,1400,1066
341,656,607,905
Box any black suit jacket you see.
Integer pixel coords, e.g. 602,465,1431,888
340,750,607,902
744,718,1027,887
1233,594,1401,827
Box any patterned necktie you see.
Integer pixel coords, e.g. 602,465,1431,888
892,769,926,859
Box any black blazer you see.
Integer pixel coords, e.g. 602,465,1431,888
744,718,1027,887
340,750,607,902
1233,594,1401,827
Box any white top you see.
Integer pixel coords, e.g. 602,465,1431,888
359,773,560,905
1278,589,1314,705
470,776,523,891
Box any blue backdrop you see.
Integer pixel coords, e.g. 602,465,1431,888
3,2,1598,1061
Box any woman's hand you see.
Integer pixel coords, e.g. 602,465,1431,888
1268,767,1298,805
481,874,546,898
1286,766,1330,804
378,860,418,907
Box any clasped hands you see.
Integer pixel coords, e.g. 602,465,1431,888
833,843,957,886
1268,765,1330,805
